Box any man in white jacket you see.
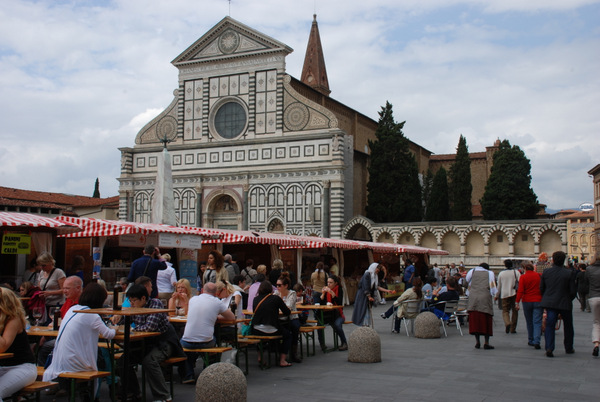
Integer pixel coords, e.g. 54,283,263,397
496,260,521,334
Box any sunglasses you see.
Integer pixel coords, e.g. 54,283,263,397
276,283,284,287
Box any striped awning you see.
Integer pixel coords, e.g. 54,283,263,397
56,217,218,239
0,212,82,235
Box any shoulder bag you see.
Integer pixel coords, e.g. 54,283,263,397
241,295,270,336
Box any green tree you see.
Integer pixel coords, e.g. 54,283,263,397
366,101,422,222
421,169,434,218
425,167,450,221
93,178,100,198
449,135,472,220
480,139,539,219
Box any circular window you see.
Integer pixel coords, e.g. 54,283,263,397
214,101,247,139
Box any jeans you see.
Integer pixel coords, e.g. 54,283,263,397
522,301,542,345
0,363,37,400
544,308,574,352
589,297,600,343
382,305,394,318
180,338,216,378
330,316,347,344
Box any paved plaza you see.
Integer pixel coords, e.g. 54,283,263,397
35,304,598,402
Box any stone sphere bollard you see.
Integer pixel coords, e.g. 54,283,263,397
195,362,246,402
348,326,381,363
414,312,441,339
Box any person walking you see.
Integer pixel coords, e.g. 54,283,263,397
516,262,543,349
585,254,600,357
496,260,521,334
466,263,497,350
540,251,577,357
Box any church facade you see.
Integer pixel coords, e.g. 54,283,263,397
118,17,358,237
117,16,431,238
117,16,567,261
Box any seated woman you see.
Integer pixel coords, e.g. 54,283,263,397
292,283,309,325
168,278,193,316
215,280,239,342
390,277,423,333
251,281,292,367
0,287,37,400
319,275,348,351
43,283,116,394
275,273,302,362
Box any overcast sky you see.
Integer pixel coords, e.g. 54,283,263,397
1,0,598,211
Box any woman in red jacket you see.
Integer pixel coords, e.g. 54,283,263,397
516,262,542,349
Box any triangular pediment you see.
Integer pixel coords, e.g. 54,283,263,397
172,16,293,66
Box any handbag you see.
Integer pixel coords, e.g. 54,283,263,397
241,294,270,336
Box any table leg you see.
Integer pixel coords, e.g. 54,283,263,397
121,316,131,402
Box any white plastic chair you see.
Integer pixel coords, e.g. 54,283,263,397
432,300,459,337
394,299,421,336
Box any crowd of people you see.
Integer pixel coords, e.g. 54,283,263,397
1,246,599,401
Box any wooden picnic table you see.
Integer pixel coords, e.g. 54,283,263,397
296,304,344,352
75,307,172,401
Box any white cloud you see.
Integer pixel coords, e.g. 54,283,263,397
0,0,598,210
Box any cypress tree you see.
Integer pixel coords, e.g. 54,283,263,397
93,178,100,198
425,167,450,221
449,135,472,220
366,101,422,222
480,139,539,219
421,169,434,218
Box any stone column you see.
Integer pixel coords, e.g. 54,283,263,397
242,184,249,231
195,185,203,227
322,181,331,238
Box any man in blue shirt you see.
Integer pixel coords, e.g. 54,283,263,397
127,245,167,298
403,259,415,289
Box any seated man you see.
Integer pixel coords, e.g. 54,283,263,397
123,284,185,402
430,277,460,319
180,282,235,383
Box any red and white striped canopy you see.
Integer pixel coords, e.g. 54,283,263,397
0,212,82,235
56,217,218,239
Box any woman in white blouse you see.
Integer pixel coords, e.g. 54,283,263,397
43,283,116,390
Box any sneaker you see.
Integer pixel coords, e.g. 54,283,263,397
391,330,399,334
338,343,348,351
182,375,195,385
380,313,387,319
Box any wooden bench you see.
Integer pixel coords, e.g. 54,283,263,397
58,370,111,402
240,335,282,369
14,380,59,402
139,355,187,400
233,338,261,375
299,326,325,357
182,346,233,368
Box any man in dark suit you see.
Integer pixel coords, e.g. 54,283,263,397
127,245,167,298
540,250,577,357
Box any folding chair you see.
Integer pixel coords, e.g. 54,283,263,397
394,300,421,336
436,300,459,337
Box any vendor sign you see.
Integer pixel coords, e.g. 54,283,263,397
2,233,31,254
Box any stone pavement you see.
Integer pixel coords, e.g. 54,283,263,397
34,304,598,401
